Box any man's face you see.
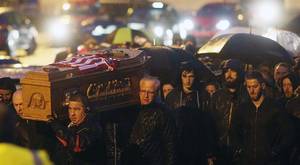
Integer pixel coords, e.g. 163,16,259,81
246,79,264,101
162,84,174,99
206,84,217,96
181,71,195,90
139,80,157,105
13,93,23,115
0,89,12,104
282,78,294,98
225,69,238,83
274,66,289,82
68,101,86,125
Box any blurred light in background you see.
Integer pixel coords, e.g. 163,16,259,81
152,2,164,9
62,3,71,11
181,19,194,31
12,63,22,68
154,26,164,37
179,28,187,39
61,15,71,25
250,0,281,26
128,23,145,30
46,18,69,42
10,30,19,40
172,24,179,33
237,14,244,21
127,8,134,15
216,19,230,30
164,39,173,46
92,25,117,36
166,29,173,38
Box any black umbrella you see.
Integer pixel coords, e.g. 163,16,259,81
197,33,293,67
141,46,215,86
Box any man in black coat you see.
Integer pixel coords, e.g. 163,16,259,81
165,63,217,165
49,93,105,165
231,71,295,165
124,75,176,165
208,59,249,164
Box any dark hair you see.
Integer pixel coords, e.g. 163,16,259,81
205,80,219,90
222,59,244,73
0,77,16,93
180,62,196,73
178,62,200,90
245,71,265,84
279,73,300,91
69,93,90,112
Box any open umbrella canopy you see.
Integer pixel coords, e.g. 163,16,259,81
197,33,293,67
214,27,300,56
105,27,151,46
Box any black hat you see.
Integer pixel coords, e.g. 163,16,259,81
0,77,16,93
222,59,243,73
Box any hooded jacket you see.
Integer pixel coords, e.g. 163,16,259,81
208,59,249,146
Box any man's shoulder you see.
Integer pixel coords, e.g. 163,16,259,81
263,97,281,110
77,115,101,131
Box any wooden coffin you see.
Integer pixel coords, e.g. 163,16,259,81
20,49,148,121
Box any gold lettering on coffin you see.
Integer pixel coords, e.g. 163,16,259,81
28,92,46,110
86,77,132,100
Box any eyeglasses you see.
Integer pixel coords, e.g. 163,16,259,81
139,90,156,95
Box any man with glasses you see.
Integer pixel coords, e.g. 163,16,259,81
124,75,176,165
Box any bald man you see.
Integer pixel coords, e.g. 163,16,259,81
12,90,23,116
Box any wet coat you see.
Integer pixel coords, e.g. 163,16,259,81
165,88,202,110
209,86,249,146
231,98,295,165
123,102,176,165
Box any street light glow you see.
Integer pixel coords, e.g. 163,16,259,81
182,19,194,31
62,3,71,11
216,20,230,30
154,26,164,37
250,1,281,26
152,2,164,9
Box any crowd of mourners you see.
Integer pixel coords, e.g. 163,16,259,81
1,50,300,165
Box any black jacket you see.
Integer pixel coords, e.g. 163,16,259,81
174,107,218,165
209,86,249,146
165,88,202,110
285,97,300,165
100,106,139,165
124,102,176,165
231,98,295,165
50,115,105,165
286,96,300,119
